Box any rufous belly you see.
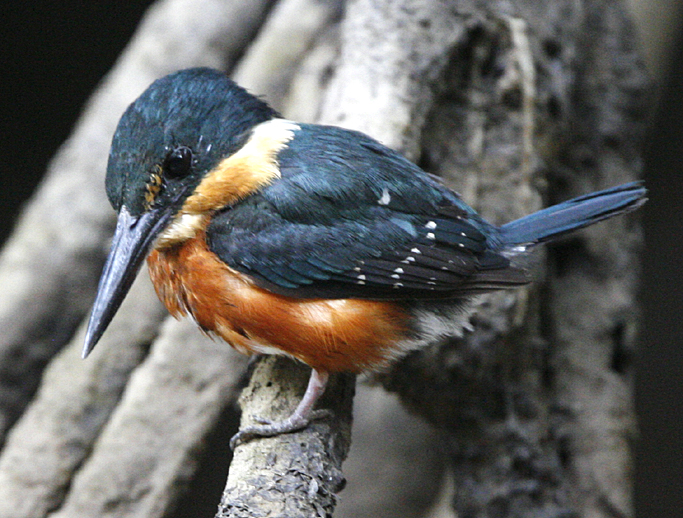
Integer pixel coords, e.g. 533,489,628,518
147,229,409,373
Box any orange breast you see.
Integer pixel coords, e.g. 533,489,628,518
146,229,410,373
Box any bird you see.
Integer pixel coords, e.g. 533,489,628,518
84,67,646,447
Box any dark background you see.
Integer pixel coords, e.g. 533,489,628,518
0,3,680,516
0,2,154,243
635,29,683,518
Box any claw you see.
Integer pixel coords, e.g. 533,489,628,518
231,369,330,449
230,408,332,449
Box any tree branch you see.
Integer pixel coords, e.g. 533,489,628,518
382,1,649,516
221,1,468,515
219,357,352,518
51,318,247,518
0,276,164,518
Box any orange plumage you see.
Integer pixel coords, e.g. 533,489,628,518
147,225,409,374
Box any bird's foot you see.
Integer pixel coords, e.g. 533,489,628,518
230,368,331,449
230,409,332,449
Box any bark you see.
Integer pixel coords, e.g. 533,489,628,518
51,318,247,518
0,0,648,517
218,357,353,518
0,276,164,518
381,2,648,517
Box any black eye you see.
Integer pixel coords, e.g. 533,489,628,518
164,146,193,178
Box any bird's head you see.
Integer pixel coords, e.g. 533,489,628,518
83,68,279,357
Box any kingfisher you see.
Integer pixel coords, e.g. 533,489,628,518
84,68,646,446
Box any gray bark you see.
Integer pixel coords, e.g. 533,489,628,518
381,2,648,517
0,0,647,517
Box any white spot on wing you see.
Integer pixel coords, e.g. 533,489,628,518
425,221,437,229
501,244,528,258
378,188,391,206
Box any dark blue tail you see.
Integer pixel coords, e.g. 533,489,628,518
498,181,647,247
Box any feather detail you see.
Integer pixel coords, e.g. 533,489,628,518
147,227,410,373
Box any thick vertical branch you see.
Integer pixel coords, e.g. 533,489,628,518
319,0,466,156
546,2,648,515
383,1,648,517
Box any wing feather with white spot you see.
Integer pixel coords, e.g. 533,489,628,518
206,123,530,299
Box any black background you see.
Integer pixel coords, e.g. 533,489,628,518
0,3,680,516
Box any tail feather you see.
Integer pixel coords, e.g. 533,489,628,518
498,181,647,247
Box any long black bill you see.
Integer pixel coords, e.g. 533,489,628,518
83,205,174,358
